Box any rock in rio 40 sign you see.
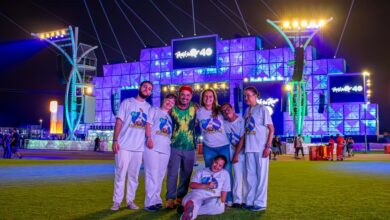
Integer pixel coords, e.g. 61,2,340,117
172,35,217,69
328,73,366,103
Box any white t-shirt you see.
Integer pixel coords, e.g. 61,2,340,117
116,97,151,151
244,104,273,153
196,107,230,147
191,167,231,198
224,116,245,156
147,107,173,155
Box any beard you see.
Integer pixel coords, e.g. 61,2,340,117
138,90,149,99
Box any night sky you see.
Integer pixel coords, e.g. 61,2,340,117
0,0,389,132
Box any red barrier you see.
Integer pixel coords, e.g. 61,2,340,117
384,145,390,154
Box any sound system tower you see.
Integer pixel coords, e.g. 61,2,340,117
281,91,288,112
292,47,305,81
318,94,325,113
234,86,242,113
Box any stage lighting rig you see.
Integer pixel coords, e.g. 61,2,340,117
31,26,98,140
267,17,333,135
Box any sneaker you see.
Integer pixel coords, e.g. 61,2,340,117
111,202,120,211
232,203,242,208
182,200,194,220
177,205,184,214
126,202,139,210
242,204,253,210
225,201,233,207
251,206,266,211
144,205,158,212
166,199,175,209
155,203,162,209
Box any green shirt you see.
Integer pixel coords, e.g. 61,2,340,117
170,102,196,150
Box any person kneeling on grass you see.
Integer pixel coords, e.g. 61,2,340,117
178,155,231,220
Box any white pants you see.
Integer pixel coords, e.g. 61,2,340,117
182,191,225,220
143,148,170,207
246,152,269,207
233,153,247,204
113,150,143,204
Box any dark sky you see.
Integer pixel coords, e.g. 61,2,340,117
0,0,389,132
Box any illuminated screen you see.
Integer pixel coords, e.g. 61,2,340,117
243,82,284,135
172,35,217,69
328,73,366,103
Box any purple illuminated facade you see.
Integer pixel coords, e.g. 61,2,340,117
90,36,378,136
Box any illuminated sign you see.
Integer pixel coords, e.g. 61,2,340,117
175,48,213,59
328,73,366,103
331,85,363,93
243,82,284,135
172,35,217,69
257,98,279,115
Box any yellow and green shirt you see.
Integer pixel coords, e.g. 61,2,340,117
170,102,196,150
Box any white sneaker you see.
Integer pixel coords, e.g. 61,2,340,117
126,202,139,210
111,202,120,211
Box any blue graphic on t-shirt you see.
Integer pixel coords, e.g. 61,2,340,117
245,117,256,134
201,118,222,133
227,132,241,145
130,109,147,128
158,118,172,136
200,176,218,189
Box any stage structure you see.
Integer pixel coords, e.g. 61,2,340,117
267,18,333,135
32,26,98,140
88,34,378,138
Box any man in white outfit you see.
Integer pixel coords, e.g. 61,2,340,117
220,103,247,208
111,81,153,211
143,94,176,212
243,86,274,212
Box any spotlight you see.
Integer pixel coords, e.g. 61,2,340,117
292,20,299,28
213,83,218,89
163,86,168,92
283,21,290,29
169,86,175,92
205,84,209,89
284,84,292,92
85,86,93,95
243,77,249,83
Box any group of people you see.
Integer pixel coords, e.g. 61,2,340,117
1,128,23,159
328,134,354,161
110,81,274,219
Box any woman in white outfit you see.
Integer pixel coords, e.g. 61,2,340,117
180,155,231,220
143,94,176,212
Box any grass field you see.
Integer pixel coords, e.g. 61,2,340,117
0,156,390,220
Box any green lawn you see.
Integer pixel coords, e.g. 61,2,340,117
0,159,389,220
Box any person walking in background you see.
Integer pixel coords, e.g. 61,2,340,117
243,86,274,211
94,136,101,152
110,81,153,211
294,134,304,159
336,134,345,161
346,137,354,157
220,103,247,208
271,136,282,160
196,89,233,206
2,131,11,159
166,85,198,209
143,94,176,212
10,128,22,159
